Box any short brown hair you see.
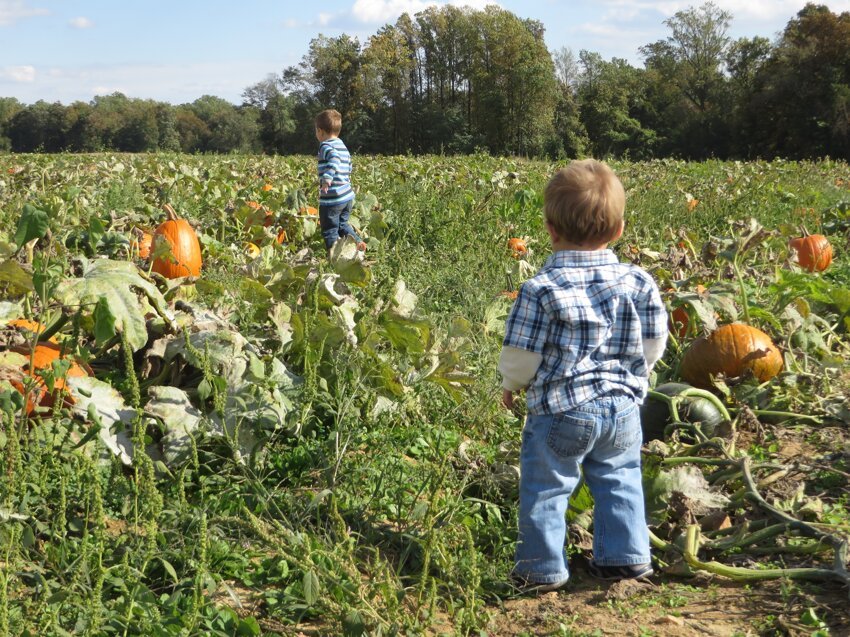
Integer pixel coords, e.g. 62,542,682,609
543,159,625,245
315,109,342,136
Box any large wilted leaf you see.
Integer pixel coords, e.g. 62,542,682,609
54,259,174,352
0,301,23,323
329,237,370,284
66,376,135,465
644,465,729,523
0,259,35,293
386,279,418,319
145,385,204,466
163,329,250,379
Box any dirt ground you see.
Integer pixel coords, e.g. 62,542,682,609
485,569,850,637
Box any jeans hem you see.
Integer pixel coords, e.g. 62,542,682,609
512,570,570,585
592,557,651,566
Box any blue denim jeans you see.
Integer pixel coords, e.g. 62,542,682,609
319,199,362,249
514,395,649,584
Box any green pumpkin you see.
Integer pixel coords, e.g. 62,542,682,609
640,382,725,442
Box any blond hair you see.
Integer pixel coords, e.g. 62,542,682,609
543,159,625,246
315,109,342,136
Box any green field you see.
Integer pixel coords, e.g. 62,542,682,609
1,154,849,636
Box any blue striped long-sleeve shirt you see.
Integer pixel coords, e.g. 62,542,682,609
317,137,355,206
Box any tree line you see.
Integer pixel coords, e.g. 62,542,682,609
2,2,850,160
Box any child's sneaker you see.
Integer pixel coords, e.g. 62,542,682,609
356,241,367,252
511,574,569,594
587,562,653,581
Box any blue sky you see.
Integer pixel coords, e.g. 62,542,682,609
2,0,850,105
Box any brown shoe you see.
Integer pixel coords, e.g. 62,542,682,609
356,241,367,252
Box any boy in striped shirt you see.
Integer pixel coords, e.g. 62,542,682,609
315,109,365,253
500,159,668,592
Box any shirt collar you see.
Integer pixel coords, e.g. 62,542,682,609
543,249,619,268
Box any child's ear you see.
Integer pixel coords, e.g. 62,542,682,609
612,219,624,242
545,221,560,243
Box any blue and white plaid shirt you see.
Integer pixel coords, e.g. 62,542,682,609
503,249,668,414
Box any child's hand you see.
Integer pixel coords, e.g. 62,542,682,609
320,179,331,193
502,389,515,411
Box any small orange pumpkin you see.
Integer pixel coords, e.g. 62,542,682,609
275,229,288,245
680,323,783,388
789,232,832,272
669,306,690,338
262,183,274,192
300,206,318,216
151,204,202,279
244,242,261,258
507,237,527,258
131,229,153,259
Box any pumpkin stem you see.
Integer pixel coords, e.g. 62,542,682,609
162,203,178,221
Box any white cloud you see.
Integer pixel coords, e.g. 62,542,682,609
351,0,496,24
0,65,36,82
69,16,93,29
318,11,334,26
283,18,300,28
0,60,303,105
0,0,48,26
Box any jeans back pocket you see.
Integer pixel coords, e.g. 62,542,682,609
546,413,596,457
613,401,640,451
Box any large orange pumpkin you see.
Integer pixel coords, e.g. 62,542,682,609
680,323,783,388
10,343,90,412
789,233,832,272
151,204,202,279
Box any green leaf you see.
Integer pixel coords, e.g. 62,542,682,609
236,617,261,636
53,259,174,352
158,557,179,584
92,295,118,346
14,204,50,250
303,570,320,606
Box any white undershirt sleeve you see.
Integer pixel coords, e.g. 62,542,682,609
642,336,667,370
499,346,543,391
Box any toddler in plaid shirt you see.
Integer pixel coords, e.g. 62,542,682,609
500,159,668,592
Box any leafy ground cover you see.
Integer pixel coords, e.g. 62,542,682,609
0,153,848,636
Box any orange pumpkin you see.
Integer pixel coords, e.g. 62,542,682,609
680,323,783,388
244,242,261,258
262,183,274,192
131,229,153,260
7,319,59,343
508,237,527,257
151,204,202,279
789,232,832,272
300,206,318,216
137,231,153,259
669,306,690,338
10,343,90,412
275,229,288,245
